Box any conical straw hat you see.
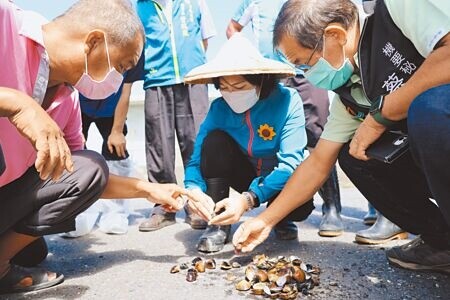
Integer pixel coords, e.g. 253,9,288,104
184,33,295,84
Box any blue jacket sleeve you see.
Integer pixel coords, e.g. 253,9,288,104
184,100,218,191
249,90,307,202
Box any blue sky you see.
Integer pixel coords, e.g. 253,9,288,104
15,0,249,99
14,0,251,62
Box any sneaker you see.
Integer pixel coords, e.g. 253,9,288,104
274,220,298,240
386,236,450,274
184,205,207,230
139,206,176,232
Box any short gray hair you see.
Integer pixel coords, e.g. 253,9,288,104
273,0,358,50
54,0,144,47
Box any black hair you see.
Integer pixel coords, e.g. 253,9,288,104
212,74,278,100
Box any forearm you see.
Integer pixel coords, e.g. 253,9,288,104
258,140,342,226
383,34,450,121
111,84,131,133
226,20,243,39
101,174,147,199
0,88,40,118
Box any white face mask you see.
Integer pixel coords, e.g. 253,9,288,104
221,88,259,113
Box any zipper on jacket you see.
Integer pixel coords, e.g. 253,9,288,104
245,110,254,157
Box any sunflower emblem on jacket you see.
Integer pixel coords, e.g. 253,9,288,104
257,124,276,141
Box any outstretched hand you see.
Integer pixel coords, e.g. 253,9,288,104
232,217,273,253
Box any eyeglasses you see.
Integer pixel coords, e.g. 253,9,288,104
276,40,320,72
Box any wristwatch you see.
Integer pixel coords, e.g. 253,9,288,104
369,95,397,127
242,191,260,211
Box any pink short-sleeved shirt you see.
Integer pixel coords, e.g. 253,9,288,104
0,0,84,187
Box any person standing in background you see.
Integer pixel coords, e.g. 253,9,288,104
137,0,216,232
226,0,344,238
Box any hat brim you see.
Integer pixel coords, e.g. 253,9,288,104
184,57,296,84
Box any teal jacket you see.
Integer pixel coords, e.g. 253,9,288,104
184,84,307,202
137,0,206,88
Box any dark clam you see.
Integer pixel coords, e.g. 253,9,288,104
170,265,180,274
220,261,232,270
186,268,198,282
192,257,203,265
205,259,216,269
179,263,189,270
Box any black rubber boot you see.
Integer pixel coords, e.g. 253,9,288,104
355,214,408,244
318,167,344,237
197,178,231,253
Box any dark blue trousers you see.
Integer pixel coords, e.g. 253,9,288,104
338,84,450,250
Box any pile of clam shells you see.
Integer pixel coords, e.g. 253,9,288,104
170,257,241,282
234,254,320,299
170,254,320,299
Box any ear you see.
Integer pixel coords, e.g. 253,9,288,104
323,24,348,47
84,30,106,55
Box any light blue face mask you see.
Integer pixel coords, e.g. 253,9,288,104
303,37,354,90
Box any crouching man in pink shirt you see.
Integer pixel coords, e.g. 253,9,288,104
0,0,190,294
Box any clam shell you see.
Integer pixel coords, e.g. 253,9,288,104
170,265,180,274
235,279,251,291
195,260,205,273
186,268,198,282
251,282,266,295
220,261,232,270
205,259,216,269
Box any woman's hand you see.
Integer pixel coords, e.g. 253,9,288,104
209,193,249,226
232,217,273,253
184,188,216,221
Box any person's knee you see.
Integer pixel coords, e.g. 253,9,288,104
408,85,450,142
200,130,236,178
72,150,109,199
202,130,232,154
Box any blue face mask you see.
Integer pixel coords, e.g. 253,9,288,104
303,38,354,90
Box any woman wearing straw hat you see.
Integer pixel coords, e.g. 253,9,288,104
181,34,314,253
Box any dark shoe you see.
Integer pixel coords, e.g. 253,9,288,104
318,167,343,237
355,214,408,244
363,203,377,225
11,237,48,267
139,206,176,232
197,225,231,253
386,237,450,274
0,264,64,294
184,205,207,230
274,221,298,240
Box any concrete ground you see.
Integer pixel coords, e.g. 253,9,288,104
3,104,449,300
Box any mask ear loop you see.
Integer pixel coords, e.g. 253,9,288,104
104,34,112,71
322,34,346,67
84,53,89,74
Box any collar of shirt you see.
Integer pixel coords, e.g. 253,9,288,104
17,8,50,105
